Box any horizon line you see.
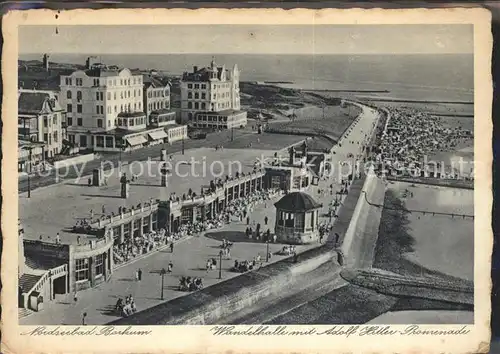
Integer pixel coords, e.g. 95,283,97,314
19,51,474,56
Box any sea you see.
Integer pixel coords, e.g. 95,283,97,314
20,53,474,102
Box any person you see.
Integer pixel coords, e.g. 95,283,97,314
273,234,277,243
138,268,142,281
170,242,174,253
88,177,92,186
266,229,271,242
102,205,106,214
55,233,60,244
73,291,78,303
77,235,81,245
167,262,173,273
206,259,212,272
246,216,250,225
264,216,268,225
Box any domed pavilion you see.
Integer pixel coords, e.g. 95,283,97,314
274,191,322,244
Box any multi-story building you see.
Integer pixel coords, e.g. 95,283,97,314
59,67,147,151
143,75,172,119
18,89,64,160
60,66,187,152
180,59,247,129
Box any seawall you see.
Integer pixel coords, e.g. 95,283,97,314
340,170,386,268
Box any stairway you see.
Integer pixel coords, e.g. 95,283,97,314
19,273,42,293
18,307,33,319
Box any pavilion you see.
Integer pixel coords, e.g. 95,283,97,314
274,191,322,244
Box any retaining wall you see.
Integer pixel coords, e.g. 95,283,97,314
340,171,386,268
53,153,96,169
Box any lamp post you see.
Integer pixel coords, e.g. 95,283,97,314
266,240,270,262
27,146,33,198
82,312,87,325
231,126,234,142
181,136,185,155
160,267,167,300
218,250,223,279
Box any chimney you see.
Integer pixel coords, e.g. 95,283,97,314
193,66,198,72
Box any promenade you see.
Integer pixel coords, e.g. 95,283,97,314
20,102,381,325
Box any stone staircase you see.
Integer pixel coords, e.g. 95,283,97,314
18,307,33,319
19,273,42,293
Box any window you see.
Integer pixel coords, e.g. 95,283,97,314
67,104,72,113
97,119,103,128
295,213,305,229
201,93,206,99
77,91,82,101
188,84,193,89
96,105,99,114
114,92,116,100
311,211,315,228
130,119,135,126
194,84,199,89
195,93,199,99
152,211,158,230
44,133,48,142
96,92,100,100
75,258,89,282
100,106,104,114
53,116,57,125
77,118,83,126
100,92,104,101
201,84,206,89
67,91,72,99
67,117,73,126
96,136,104,147
188,92,192,99
95,254,104,276
195,102,199,109
188,102,192,109
201,103,206,110
106,136,113,148
53,131,58,142
123,222,131,240
114,105,117,113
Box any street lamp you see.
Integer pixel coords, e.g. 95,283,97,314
181,136,185,155
26,146,34,198
266,240,270,262
218,250,223,279
231,126,234,142
160,268,167,300
82,312,87,325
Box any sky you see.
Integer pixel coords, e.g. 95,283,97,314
19,24,473,55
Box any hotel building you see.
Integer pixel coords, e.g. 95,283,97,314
18,89,64,163
180,59,247,129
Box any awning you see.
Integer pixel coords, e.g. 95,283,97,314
126,135,147,146
148,130,168,141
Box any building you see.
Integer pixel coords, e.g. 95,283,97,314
18,89,64,159
180,59,247,128
59,67,145,150
274,191,322,244
264,144,313,192
143,75,171,120
18,139,45,173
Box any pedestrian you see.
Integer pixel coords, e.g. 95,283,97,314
319,233,324,244
88,177,91,186
102,205,106,215
264,216,268,225
55,232,60,244
273,234,277,243
246,216,250,225
73,291,78,303
39,235,43,241
138,268,142,281
167,262,173,273
77,235,81,245
170,242,174,253
82,312,87,325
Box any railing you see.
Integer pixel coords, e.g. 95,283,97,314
74,235,113,252
88,202,159,228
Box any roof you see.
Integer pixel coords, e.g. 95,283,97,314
84,68,121,77
143,75,164,89
18,91,62,115
151,109,175,115
274,191,322,212
117,111,146,118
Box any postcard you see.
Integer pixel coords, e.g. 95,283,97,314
1,7,492,354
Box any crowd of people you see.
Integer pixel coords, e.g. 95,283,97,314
369,107,473,178
115,295,137,317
